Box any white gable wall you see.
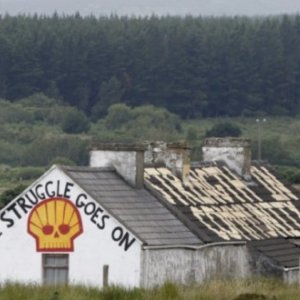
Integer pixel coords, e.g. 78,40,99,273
0,166,142,287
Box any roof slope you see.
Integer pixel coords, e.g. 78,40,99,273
145,163,300,242
60,166,202,247
249,238,300,268
145,162,300,267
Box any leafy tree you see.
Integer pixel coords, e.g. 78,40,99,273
94,104,182,142
61,109,90,134
104,103,133,130
91,77,124,120
22,136,90,166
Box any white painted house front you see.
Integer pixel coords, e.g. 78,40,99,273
0,166,142,287
2,141,300,287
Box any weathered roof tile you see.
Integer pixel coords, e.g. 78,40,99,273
145,163,300,266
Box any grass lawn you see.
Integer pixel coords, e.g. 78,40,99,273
0,279,299,300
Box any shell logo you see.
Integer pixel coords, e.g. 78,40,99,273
28,198,83,252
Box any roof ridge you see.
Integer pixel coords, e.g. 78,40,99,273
57,165,115,172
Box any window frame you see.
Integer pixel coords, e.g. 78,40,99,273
42,254,69,285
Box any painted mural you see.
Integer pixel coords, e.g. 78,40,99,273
0,178,136,252
28,198,83,252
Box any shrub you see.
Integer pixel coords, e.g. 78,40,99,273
99,104,183,142
256,138,299,166
186,126,198,141
275,166,300,184
0,140,23,166
0,184,26,207
206,122,242,137
104,103,133,130
13,167,45,181
21,137,90,166
61,109,90,134
49,157,76,166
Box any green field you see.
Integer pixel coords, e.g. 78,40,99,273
0,279,298,300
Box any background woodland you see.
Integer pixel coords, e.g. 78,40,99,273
0,14,300,200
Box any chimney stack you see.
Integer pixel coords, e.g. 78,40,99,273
202,138,251,180
144,141,191,183
89,143,146,188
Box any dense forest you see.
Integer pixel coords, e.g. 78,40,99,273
1,14,300,118
0,13,300,198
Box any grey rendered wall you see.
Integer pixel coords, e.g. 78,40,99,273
247,246,284,279
141,248,194,287
284,270,299,284
194,245,250,281
141,245,251,288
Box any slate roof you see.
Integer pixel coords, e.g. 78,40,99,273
60,166,202,247
249,238,300,268
144,162,300,267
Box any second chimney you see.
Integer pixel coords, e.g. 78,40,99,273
144,141,191,183
202,137,251,180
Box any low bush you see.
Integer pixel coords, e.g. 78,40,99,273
13,166,45,180
61,109,90,134
275,165,300,184
0,184,26,207
205,122,242,137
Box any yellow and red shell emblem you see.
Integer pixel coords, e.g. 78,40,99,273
28,198,83,252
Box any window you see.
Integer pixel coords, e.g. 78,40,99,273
43,254,69,285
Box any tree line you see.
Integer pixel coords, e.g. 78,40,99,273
1,14,300,118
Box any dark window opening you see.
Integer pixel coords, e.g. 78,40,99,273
43,254,69,285
103,265,109,287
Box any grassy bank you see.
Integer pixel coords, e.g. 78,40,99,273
0,279,299,300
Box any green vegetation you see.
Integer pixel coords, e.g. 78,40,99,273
0,279,299,300
0,94,299,204
185,117,300,168
0,94,90,167
61,109,90,134
91,103,182,142
0,13,300,201
0,184,27,208
205,122,242,138
1,15,300,119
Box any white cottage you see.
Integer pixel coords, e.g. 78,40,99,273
0,144,201,287
1,141,300,287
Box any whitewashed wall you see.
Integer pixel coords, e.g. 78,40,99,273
142,245,251,288
284,269,299,284
90,150,139,187
0,166,142,287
